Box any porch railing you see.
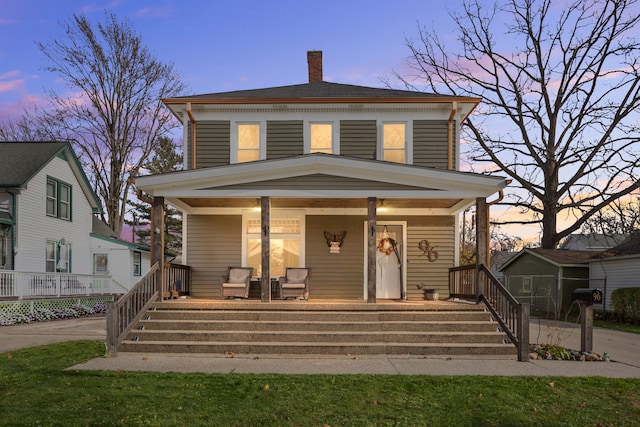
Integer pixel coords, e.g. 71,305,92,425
106,263,160,356
163,263,191,298
449,263,530,361
0,270,117,300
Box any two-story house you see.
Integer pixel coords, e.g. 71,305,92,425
135,51,507,302
0,142,102,276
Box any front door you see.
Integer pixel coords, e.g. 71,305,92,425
365,222,406,300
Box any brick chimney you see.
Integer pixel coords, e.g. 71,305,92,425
307,50,323,83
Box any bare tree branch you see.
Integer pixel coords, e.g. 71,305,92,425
400,0,640,248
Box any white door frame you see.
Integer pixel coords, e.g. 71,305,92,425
363,220,407,300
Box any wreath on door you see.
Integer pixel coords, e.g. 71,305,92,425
378,237,396,255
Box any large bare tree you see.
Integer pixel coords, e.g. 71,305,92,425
401,0,640,248
36,12,187,236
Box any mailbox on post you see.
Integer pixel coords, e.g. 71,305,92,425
572,288,603,353
572,288,603,305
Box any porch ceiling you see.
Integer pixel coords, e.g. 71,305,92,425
176,197,463,209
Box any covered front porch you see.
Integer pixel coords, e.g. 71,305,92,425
137,154,505,303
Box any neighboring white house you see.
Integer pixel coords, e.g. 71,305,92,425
560,233,628,251
0,142,102,275
589,231,640,312
90,216,151,292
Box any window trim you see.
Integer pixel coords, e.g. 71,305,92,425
46,239,72,273
304,121,339,154
522,276,532,293
241,209,306,277
377,121,412,164
232,121,265,163
46,177,72,221
133,251,142,276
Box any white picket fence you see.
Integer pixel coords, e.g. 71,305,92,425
0,270,118,299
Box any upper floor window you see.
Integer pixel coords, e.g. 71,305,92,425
237,123,261,163
382,123,406,164
46,177,71,220
310,123,333,154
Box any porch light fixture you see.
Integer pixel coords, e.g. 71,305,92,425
324,231,346,254
377,199,388,212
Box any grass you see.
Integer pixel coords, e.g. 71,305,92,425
594,319,640,334
1,341,640,426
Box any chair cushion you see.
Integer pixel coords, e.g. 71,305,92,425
222,283,246,288
286,269,308,283
282,283,305,289
228,269,250,283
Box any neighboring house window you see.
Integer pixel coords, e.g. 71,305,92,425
243,212,304,278
133,251,142,276
93,253,109,274
310,123,333,154
46,240,72,272
46,177,72,220
1,223,11,269
237,123,261,163
522,276,532,293
382,123,406,164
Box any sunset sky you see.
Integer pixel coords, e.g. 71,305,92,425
3,1,634,244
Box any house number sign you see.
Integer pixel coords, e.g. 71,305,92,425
418,239,439,262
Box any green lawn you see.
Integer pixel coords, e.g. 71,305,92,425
1,341,639,426
595,320,640,334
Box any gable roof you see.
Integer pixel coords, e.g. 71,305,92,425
135,153,507,214
91,216,150,252
592,231,640,258
0,141,103,214
559,233,628,251
500,248,593,271
0,142,68,187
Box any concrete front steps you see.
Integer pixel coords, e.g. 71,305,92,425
119,300,517,357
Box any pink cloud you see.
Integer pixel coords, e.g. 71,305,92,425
0,79,24,92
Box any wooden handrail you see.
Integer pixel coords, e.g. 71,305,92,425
449,263,530,361
478,264,530,361
106,262,160,356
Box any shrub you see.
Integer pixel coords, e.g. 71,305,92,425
611,287,640,324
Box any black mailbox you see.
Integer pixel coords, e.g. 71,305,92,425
573,288,603,305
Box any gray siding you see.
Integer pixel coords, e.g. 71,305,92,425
340,120,377,159
186,215,242,298
306,216,365,299
267,120,303,159
195,121,230,168
381,215,456,300
413,120,452,169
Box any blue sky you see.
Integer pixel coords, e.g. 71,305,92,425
0,0,453,116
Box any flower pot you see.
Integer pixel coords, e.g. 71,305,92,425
423,289,439,301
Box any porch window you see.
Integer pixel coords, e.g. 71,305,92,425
382,123,406,164
310,123,333,154
243,214,303,278
237,123,261,163
46,240,72,273
0,223,11,269
93,253,108,274
46,177,72,221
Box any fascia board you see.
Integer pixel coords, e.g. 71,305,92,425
137,156,506,196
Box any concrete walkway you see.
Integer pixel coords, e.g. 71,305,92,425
1,315,639,377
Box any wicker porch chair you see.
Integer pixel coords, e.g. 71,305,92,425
221,267,253,298
280,267,311,300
